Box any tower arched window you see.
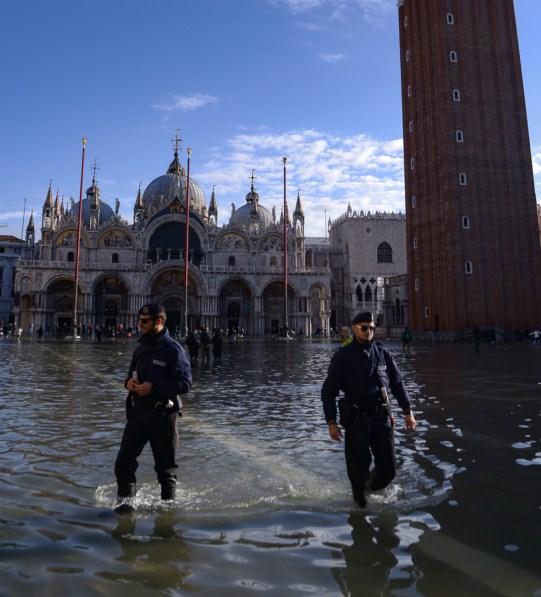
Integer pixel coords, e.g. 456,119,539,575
459,172,468,186
449,50,458,63
228,255,236,267
112,253,119,263
453,89,461,102
67,251,74,262
270,256,277,267
356,285,363,303
447,13,455,25
365,285,373,304
377,242,393,263
465,260,473,275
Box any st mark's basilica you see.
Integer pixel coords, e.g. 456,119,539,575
14,147,331,336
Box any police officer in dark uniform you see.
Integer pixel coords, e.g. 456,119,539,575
114,303,192,505
321,312,416,508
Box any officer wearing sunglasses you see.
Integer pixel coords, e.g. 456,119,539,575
321,311,416,508
114,303,192,509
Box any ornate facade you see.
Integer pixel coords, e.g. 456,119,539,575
14,149,331,336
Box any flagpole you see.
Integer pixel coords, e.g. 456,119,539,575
72,137,87,340
283,156,288,336
20,197,27,241
183,147,191,336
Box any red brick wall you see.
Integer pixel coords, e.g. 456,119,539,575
399,0,541,332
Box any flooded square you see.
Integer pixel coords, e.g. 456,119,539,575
0,338,540,596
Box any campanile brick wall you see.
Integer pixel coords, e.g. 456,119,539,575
398,0,541,333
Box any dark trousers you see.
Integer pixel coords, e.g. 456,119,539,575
345,414,395,499
115,412,178,494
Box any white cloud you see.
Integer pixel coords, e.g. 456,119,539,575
268,0,393,19
152,93,218,113
319,53,345,64
196,128,405,236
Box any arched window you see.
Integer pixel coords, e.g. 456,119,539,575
377,242,393,263
356,285,363,303
228,255,236,267
67,251,74,262
112,253,119,263
365,285,373,304
270,256,277,267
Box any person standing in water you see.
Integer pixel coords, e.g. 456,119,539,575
114,304,192,507
321,312,416,508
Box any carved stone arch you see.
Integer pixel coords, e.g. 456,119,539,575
97,226,136,248
54,227,91,248
309,283,328,299
145,264,208,297
90,271,131,295
257,233,284,252
216,275,257,298
44,273,87,294
259,276,300,297
213,231,250,251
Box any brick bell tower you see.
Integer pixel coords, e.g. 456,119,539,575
398,0,541,334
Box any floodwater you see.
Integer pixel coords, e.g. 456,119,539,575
0,337,540,596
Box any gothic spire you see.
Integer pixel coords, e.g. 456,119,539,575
208,185,217,215
26,210,35,232
294,190,304,215
43,181,53,208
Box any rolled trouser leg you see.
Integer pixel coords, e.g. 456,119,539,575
345,417,371,507
369,415,396,490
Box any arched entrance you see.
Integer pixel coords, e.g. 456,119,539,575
162,296,183,333
262,281,296,335
151,269,199,333
219,280,252,334
45,278,82,336
94,276,129,329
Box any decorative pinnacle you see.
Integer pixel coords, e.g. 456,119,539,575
91,159,100,184
250,169,256,191
172,129,182,155
282,156,287,165
82,137,87,147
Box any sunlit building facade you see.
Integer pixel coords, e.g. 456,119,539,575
14,149,331,336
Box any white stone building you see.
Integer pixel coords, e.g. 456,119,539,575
329,205,407,330
14,148,331,336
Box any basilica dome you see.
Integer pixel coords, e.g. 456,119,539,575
69,197,115,226
142,151,206,216
229,188,273,230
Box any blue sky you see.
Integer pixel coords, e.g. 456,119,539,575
1,0,540,238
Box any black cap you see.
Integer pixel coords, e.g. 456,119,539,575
139,303,166,318
352,311,375,325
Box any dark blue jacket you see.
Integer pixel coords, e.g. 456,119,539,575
125,328,192,414
321,340,411,423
